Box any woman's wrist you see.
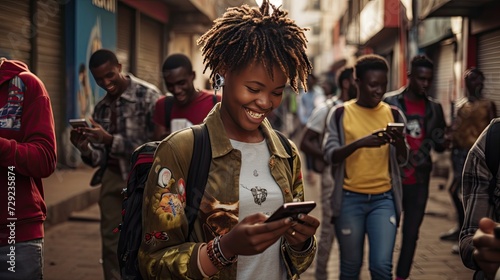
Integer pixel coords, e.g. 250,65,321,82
206,235,238,272
285,236,315,256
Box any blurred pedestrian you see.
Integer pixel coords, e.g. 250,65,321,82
324,54,408,279
298,73,324,183
299,66,356,280
70,49,160,280
441,68,497,250
0,57,57,279
138,1,319,279
152,54,221,140
384,55,447,280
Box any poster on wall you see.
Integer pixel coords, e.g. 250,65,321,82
64,0,116,167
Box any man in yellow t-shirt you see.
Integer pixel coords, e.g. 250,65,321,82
323,54,408,279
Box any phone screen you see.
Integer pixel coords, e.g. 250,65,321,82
386,123,404,133
69,118,91,128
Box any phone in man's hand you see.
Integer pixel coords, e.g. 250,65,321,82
265,201,316,223
386,123,405,134
69,118,91,129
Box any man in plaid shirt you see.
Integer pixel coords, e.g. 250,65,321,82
70,49,160,279
460,118,500,280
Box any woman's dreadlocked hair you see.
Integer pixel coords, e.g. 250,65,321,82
197,0,312,92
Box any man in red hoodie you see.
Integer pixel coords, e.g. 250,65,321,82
0,57,57,279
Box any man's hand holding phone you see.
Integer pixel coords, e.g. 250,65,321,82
385,123,405,144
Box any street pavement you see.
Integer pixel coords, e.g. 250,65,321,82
42,164,475,280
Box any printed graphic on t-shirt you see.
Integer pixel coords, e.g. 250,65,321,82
240,184,268,205
0,77,24,130
406,118,422,139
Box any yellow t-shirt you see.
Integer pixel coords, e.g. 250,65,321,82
343,100,393,194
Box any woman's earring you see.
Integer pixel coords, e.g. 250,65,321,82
214,73,225,91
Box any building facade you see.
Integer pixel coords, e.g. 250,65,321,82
0,0,254,167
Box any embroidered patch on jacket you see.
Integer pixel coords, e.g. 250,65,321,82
144,231,169,246
154,167,186,226
0,76,24,130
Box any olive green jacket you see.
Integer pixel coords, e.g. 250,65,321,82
139,104,316,279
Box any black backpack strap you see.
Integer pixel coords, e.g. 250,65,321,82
186,124,211,239
164,96,175,129
274,129,294,171
334,105,345,136
486,121,500,201
390,106,400,122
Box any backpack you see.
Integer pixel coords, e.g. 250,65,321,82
486,120,500,205
116,125,293,279
164,94,218,128
117,124,211,280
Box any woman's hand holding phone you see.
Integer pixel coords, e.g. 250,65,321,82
264,201,319,248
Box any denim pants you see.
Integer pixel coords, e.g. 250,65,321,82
0,238,43,279
335,190,397,280
396,180,430,278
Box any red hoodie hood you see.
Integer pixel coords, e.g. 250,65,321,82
0,58,30,85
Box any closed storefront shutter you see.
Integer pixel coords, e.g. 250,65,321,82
35,1,63,139
137,14,163,89
0,1,31,63
117,3,133,73
478,29,500,115
432,43,454,124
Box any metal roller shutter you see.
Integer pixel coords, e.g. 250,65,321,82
0,0,31,63
117,3,133,73
137,14,162,89
34,1,63,141
478,29,500,116
432,43,454,124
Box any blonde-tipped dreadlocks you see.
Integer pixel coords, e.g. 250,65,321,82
197,0,312,92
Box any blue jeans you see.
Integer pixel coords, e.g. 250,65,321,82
335,190,397,280
0,238,43,279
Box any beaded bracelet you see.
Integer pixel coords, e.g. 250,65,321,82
207,235,238,271
207,239,225,270
215,235,238,265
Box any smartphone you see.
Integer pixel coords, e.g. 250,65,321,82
69,118,91,129
265,201,316,223
386,123,405,133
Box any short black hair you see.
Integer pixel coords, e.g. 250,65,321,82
355,54,389,80
337,67,354,86
162,53,193,73
464,67,484,80
410,55,433,73
89,49,119,69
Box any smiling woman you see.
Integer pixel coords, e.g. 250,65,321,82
138,1,320,280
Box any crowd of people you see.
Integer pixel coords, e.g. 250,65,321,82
2,0,500,280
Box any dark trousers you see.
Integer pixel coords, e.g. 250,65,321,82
396,179,430,278
450,148,468,229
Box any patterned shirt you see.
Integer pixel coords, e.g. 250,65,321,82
81,73,161,180
460,118,500,270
